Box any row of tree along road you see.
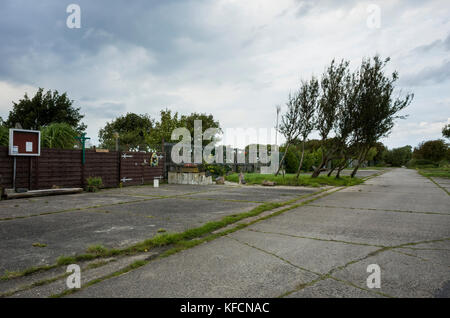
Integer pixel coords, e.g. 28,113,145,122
276,55,413,178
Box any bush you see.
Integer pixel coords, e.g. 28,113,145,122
41,123,78,149
382,146,412,167
202,164,226,177
413,139,448,162
86,177,103,192
405,159,438,168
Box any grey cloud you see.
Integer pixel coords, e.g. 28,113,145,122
412,33,450,53
83,102,127,119
403,60,450,86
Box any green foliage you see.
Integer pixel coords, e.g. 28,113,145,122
382,145,412,167
147,109,221,146
281,146,322,173
5,88,86,132
41,123,78,149
86,177,103,192
98,113,154,151
0,124,8,146
147,109,180,146
413,139,448,163
202,163,226,177
226,173,363,187
417,166,450,179
442,124,450,140
283,146,299,173
405,159,435,169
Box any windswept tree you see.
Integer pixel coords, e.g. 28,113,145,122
311,59,349,178
275,93,301,176
5,88,86,132
350,56,413,177
295,77,319,178
330,69,360,178
443,124,450,140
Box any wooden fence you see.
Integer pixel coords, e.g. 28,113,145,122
0,146,164,190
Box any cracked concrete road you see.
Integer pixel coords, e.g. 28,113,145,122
69,168,450,298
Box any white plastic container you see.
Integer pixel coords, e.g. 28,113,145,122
153,178,159,188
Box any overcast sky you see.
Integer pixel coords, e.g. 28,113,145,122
0,0,449,148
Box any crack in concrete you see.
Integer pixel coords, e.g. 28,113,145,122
246,228,386,248
227,235,391,298
306,204,450,216
0,188,235,222
236,229,450,297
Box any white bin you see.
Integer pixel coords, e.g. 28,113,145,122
153,178,159,188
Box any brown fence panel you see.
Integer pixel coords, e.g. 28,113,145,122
85,150,119,188
0,146,13,188
119,152,164,186
36,148,82,189
0,146,165,190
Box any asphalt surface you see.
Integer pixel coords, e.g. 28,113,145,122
67,168,450,298
0,183,316,273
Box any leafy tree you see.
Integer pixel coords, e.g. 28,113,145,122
371,142,387,164
382,145,412,167
295,77,319,178
5,88,86,132
349,56,413,177
148,109,221,147
148,109,181,146
0,124,8,146
41,123,78,149
99,113,154,151
179,112,221,147
311,59,349,178
443,124,450,140
413,139,448,162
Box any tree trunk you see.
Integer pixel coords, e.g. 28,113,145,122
311,146,336,178
275,143,290,176
295,141,305,179
327,165,337,177
350,147,368,178
336,158,351,179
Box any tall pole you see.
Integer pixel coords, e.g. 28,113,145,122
275,105,281,146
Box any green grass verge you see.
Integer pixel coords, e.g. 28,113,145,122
225,173,363,187
417,167,450,179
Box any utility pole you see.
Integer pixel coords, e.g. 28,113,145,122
275,105,281,146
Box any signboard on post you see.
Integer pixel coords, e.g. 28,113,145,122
9,129,41,156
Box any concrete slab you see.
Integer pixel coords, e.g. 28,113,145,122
332,250,450,298
0,197,258,273
0,192,145,219
228,229,379,274
69,236,318,298
186,186,317,202
286,278,383,298
247,205,450,247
